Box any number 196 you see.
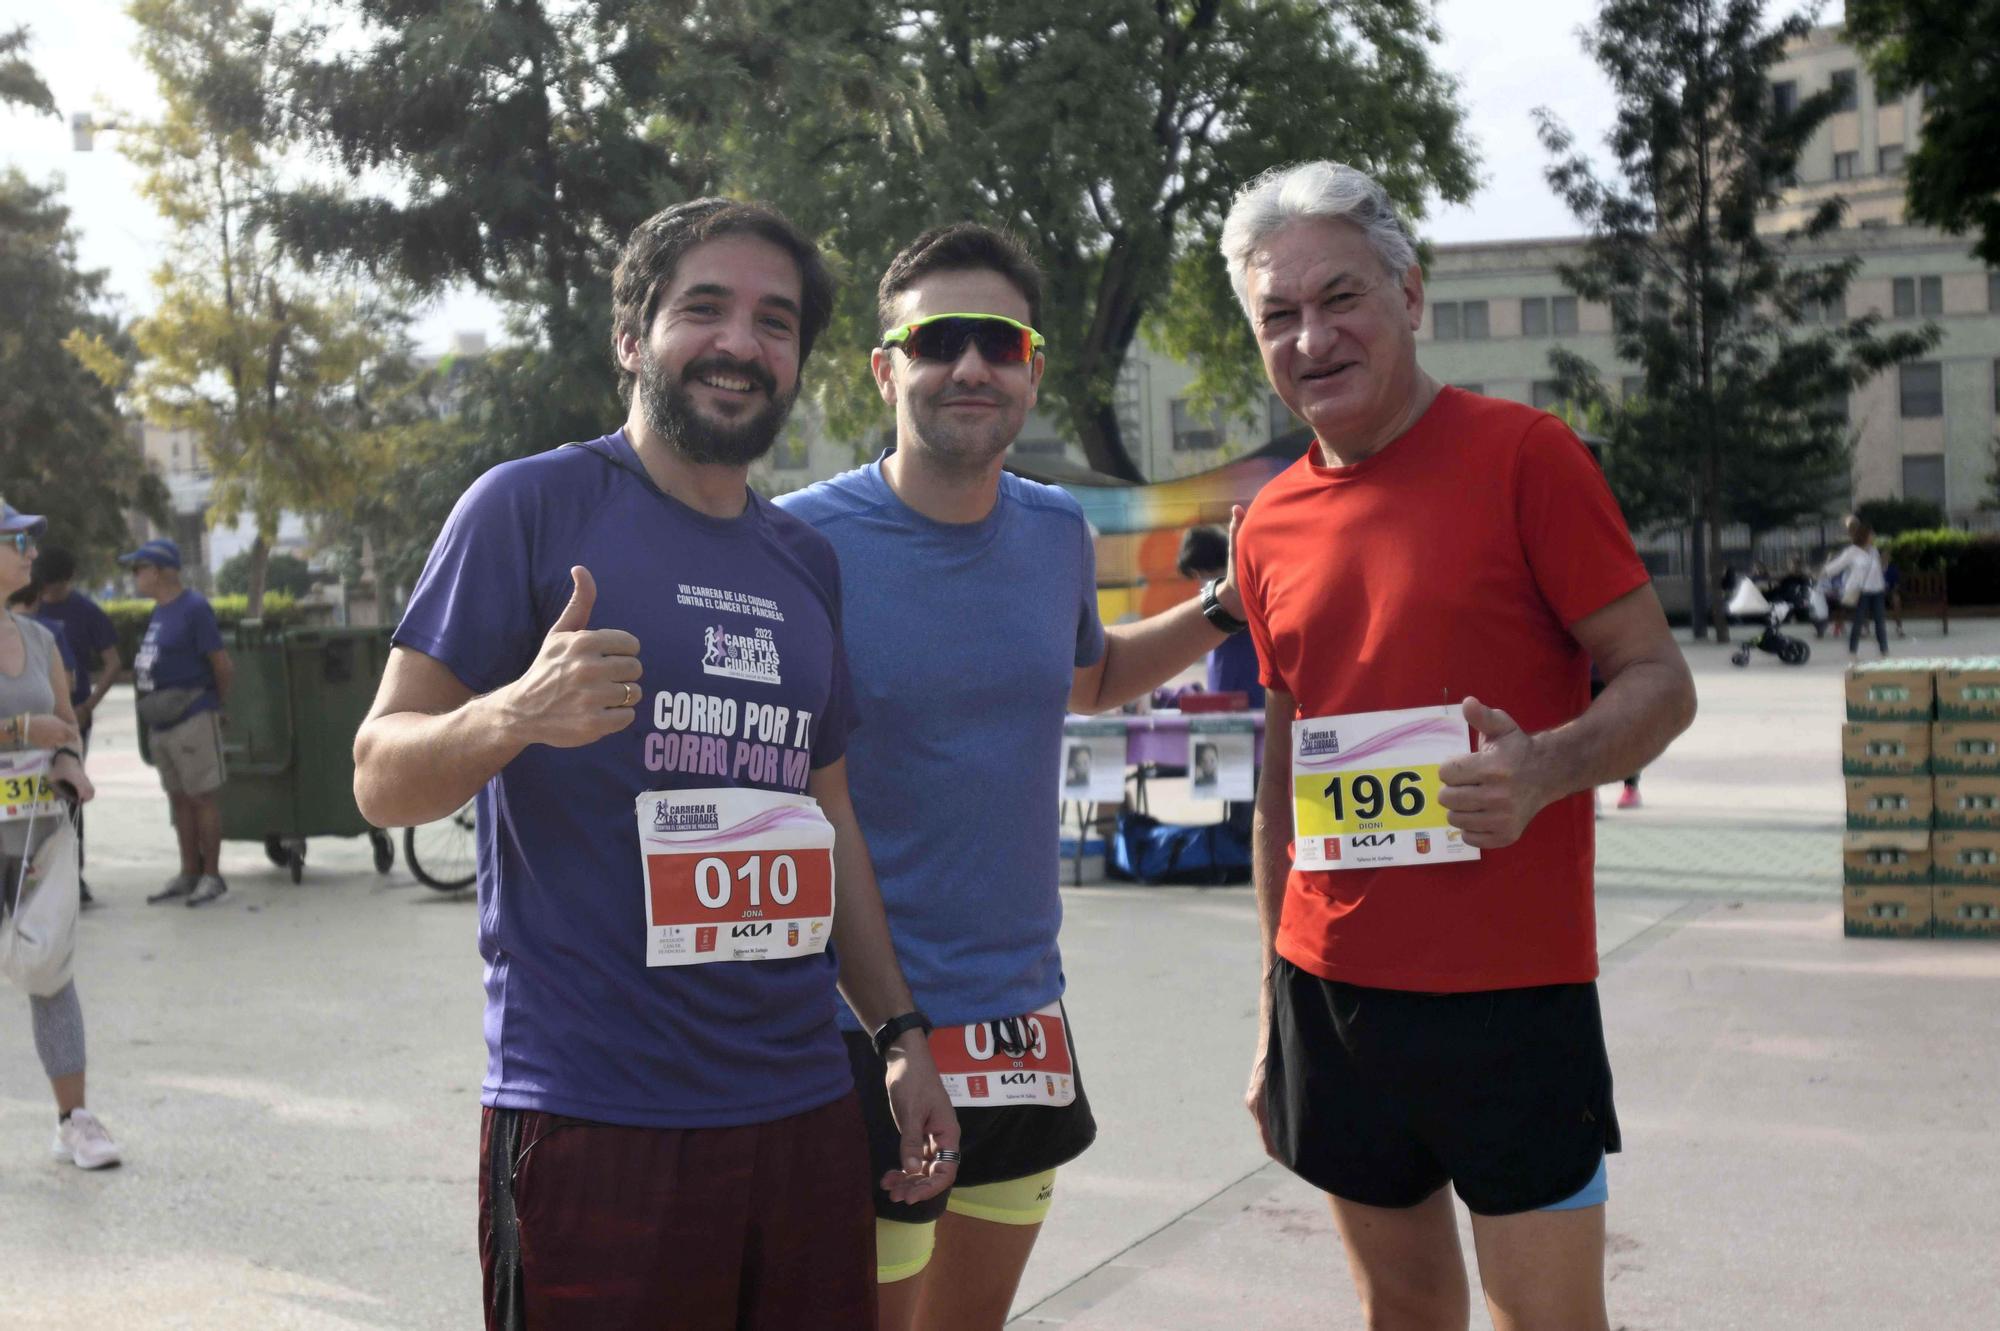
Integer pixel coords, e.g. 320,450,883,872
1320,771,1425,821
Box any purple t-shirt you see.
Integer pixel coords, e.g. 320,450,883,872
36,593,117,706
134,590,224,719
395,433,860,1129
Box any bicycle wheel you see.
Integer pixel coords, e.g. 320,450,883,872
404,802,478,892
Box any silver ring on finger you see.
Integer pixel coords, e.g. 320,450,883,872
933,1148,962,1163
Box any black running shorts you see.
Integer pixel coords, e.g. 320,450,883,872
1263,957,1620,1216
845,1011,1098,1224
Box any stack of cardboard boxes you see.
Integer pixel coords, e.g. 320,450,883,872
1845,659,2000,937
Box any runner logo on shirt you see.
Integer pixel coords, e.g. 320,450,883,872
701,624,782,686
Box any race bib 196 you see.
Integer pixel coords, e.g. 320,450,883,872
634,787,836,966
1291,706,1479,872
0,751,61,822
928,1001,1077,1108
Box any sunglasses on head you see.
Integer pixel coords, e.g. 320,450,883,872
5,533,34,556
880,313,1045,365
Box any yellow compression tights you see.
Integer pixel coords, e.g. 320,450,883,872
876,1169,1059,1283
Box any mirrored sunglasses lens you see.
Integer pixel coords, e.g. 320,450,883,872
910,318,1031,364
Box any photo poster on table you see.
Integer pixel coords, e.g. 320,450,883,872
1060,719,1130,802
1187,716,1256,801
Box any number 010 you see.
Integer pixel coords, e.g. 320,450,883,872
1320,770,1425,821
693,854,800,909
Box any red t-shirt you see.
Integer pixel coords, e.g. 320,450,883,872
1237,387,1650,992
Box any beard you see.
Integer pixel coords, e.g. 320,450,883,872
638,353,798,467
902,392,1026,474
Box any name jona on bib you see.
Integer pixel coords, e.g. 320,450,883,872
634,787,836,967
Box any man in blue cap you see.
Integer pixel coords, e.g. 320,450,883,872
120,539,235,906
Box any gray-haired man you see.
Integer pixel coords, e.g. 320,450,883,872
1225,161,1696,1330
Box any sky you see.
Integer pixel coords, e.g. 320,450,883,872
1,0,1832,354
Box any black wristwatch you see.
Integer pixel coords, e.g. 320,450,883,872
873,1010,934,1058
1200,578,1249,635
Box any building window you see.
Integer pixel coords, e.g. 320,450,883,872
1431,300,1488,341
1833,151,1859,180
1552,296,1578,335
1830,69,1859,113
1771,80,1798,118
1621,375,1646,400
1893,276,1943,318
1988,271,1999,312
1902,454,1946,508
1012,437,1064,457
1451,383,1485,395
1801,292,1847,324
1267,394,1297,440
1878,144,1905,174
1521,297,1548,337
1170,398,1222,451
1531,380,1564,410
1899,362,1943,418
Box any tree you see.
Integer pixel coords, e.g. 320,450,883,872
261,0,1475,484
217,548,312,597
1846,0,2000,267
0,30,168,566
72,0,403,616
1536,0,1939,641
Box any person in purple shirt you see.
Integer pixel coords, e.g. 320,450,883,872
25,548,121,905
353,198,957,1330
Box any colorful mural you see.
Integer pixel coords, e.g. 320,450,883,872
1035,439,1306,623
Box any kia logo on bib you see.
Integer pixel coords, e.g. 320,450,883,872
731,923,773,938
1354,833,1397,848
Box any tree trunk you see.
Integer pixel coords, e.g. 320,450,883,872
245,532,270,620
1689,512,1710,641
1072,397,1144,482
1703,458,1730,644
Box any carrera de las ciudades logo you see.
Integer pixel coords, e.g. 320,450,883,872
1298,728,1342,758
701,623,782,686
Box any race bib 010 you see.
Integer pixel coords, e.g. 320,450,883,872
928,1001,1077,1108
1291,706,1479,872
634,787,836,966
0,751,62,822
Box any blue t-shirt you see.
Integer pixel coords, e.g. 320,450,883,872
134,590,224,718
29,613,79,684
1205,631,1266,707
396,432,860,1129
36,592,118,706
777,457,1105,1029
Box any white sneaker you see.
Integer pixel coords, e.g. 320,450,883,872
51,1108,122,1170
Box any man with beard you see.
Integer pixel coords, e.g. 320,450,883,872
778,225,1254,1331
354,199,958,1331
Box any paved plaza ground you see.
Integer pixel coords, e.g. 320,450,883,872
1,617,1996,1328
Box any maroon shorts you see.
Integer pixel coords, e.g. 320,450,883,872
479,1094,876,1330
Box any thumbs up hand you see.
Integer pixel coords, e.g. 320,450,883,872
502,566,645,748
1436,697,1552,849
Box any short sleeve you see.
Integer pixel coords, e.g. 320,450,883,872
1237,506,1285,694
192,600,224,655
810,551,860,771
82,601,119,655
1514,417,1651,628
395,466,547,694
1073,516,1106,669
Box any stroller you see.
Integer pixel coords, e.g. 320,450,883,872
1727,578,1812,666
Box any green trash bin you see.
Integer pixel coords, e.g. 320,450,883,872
140,621,397,883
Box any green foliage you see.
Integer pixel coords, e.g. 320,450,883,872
1854,496,1945,537
1537,0,1941,638
0,26,58,116
216,549,313,597
1846,0,2000,267
1881,526,1974,572
102,591,299,665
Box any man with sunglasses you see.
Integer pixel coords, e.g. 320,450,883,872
778,224,1252,1331
354,198,958,1330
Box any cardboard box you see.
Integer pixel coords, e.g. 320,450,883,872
1842,884,1932,938
1931,774,2000,828
1841,831,1931,886
1929,830,2000,885
1840,722,1930,776
1932,885,2000,938
1845,662,1934,722
1934,660,2000,721
1930,723,2000,774
1844,774,1933,831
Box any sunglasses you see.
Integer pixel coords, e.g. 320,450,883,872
881,313,1045,365
5,533,34,556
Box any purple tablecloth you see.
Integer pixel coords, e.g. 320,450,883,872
1065,710,1264,767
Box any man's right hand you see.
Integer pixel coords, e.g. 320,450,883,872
499,566,643,747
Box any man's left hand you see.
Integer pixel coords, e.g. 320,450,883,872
1213,503,1248,620
881,1034,961,1206
1437,697,1554,849
74,701,94,731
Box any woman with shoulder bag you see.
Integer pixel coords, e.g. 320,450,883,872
0,502,120,1169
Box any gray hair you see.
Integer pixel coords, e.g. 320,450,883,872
1219,162,1418,315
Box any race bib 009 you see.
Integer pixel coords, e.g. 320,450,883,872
928,1001,1077,1108
1291,706,1479,872
634,787,836,966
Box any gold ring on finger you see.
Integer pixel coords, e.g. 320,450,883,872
623,681,639,707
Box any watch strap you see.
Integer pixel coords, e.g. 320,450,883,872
1200,578,1249,635
872,1010,934,1058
